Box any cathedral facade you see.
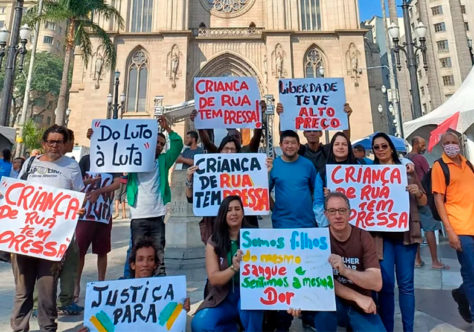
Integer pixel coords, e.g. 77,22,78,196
68,0,373,146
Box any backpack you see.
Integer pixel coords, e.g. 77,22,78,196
421,158,474,220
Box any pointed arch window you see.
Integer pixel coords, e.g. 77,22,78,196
304,47,325,78
300,0,321,31
131,0,153,32
126,50,148,112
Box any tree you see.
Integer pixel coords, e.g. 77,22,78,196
27,0,124,125
22,119,44,152
0,51,65,126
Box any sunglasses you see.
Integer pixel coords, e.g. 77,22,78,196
373,144,389,151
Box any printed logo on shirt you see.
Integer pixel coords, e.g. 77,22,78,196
333,256,360,285
30,166,62,176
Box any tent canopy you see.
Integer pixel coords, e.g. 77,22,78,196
403,66,474,138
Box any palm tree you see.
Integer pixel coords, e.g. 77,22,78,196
27,0,124,125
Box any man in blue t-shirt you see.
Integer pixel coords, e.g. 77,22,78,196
0,148,12,178
270,130,317,228
269,130,317,331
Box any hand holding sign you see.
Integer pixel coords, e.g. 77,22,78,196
90,119,158,173
278,78,348,131
326,164,409,232
194,77,262,129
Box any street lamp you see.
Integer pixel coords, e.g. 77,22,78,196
388,1,427,120
468,38,474,65
107,70,126,119
0,2,31,127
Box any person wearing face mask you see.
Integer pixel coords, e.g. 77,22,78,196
432,131,474,324
407,136,446,270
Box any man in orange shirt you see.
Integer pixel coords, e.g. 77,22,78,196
432,131,474,323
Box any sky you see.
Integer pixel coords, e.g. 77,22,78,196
359,0,404,22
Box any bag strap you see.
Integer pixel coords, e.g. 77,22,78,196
467,160,474,173
21,156,36,180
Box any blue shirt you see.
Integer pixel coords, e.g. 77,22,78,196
0,159,12,179
269,156,316,228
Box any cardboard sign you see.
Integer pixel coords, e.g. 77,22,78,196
82,172,114,224
90,119,158,173
84,276,187,332
278,78,348,131
0,177,85,261
326,164,409,232
240,228,336,311
194,77,262,129
192,153,269,216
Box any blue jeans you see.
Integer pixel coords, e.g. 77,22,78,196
378,239,417,332
457,235,474,321
191,290,263,332
314,297,386,332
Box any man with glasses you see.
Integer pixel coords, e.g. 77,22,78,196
312,191,384,331
125,116,183,276
11,125,84,332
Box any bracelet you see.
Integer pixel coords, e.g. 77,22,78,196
185,178,193,189
230,265,238,273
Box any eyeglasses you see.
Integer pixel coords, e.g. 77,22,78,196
45,140,64,146
373,144,389,151
326,208,349,215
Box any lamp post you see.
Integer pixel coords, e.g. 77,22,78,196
468,38,474,65
0,13,31,127
107,71,126,119
388,1,427,120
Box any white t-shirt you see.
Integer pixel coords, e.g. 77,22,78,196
19,155,84,191
129,160,166,219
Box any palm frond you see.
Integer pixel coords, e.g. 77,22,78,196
84,21,117,68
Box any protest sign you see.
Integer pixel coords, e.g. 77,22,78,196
278,78,348,131
0,177,85,261
326,164,409,232
90,119,158,173
194,77,262,129
192,153,269,216
240,228,335,311
84,276,187,332
82,172,114,224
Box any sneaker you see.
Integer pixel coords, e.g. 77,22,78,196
57,302,84,316
452,288,472,323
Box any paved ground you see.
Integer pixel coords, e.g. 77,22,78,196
0,216,472,331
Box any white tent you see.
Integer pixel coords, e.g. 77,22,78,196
403,66,474,161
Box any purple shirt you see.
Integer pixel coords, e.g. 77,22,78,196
408,153,430,181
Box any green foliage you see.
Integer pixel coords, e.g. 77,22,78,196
0,51,64,97
27,0,124,68
22,119,44,151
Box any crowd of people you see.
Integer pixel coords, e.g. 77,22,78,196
0,99,472,332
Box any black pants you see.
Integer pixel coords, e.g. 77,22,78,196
131,216,166,275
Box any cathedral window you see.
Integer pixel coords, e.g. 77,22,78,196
126,50,148,112
300,0,321,31
304,47,325,78
131,0,153,32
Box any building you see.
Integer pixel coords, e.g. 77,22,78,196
362,16,405,135
0,1,66,57
0,0,66,129
401,0,473,119
68,0,375,147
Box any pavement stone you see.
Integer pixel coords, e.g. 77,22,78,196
0,218,471,331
